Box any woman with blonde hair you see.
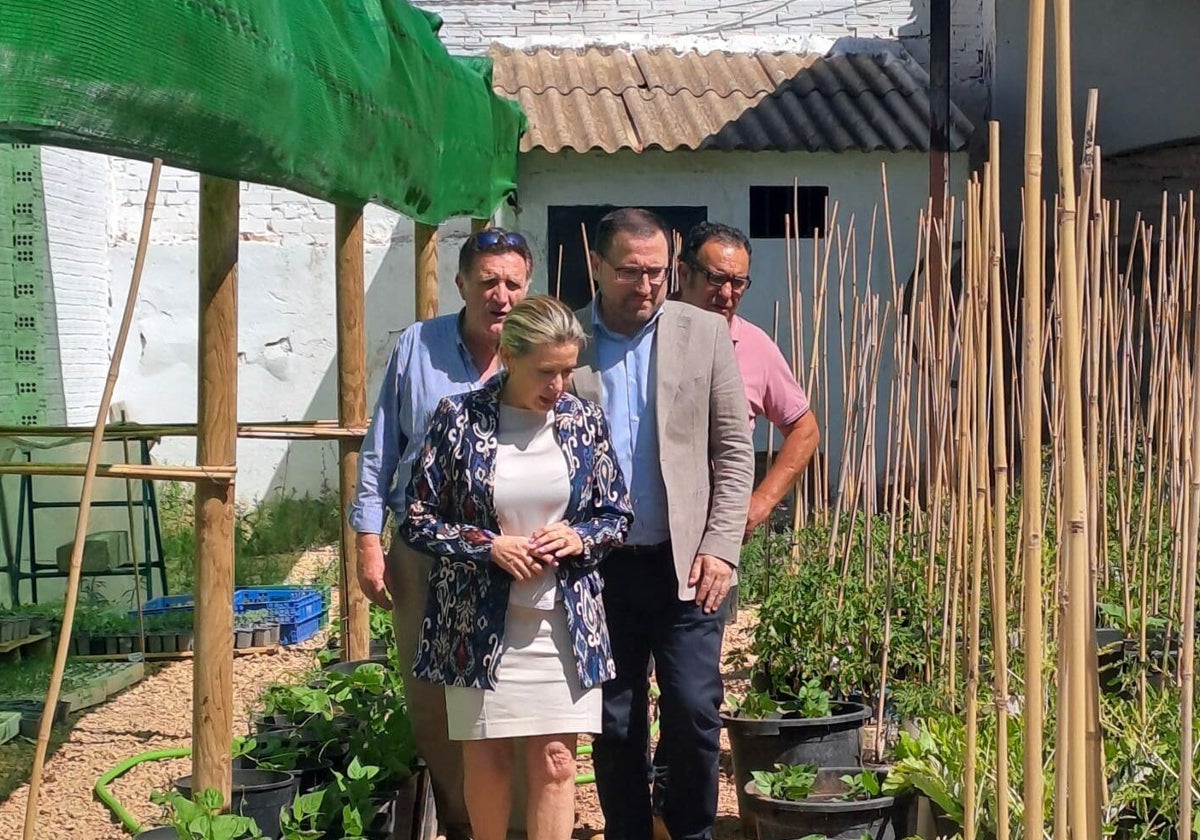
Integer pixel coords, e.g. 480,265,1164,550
402,294,632,840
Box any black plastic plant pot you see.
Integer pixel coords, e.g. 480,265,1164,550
742,768,901,840
252,714,291,733
722,701,872,838
135,827,179,839
236,752,335,794
176,768,297,840
1096,626,1128,695
364,777,420,840
322,655,390,676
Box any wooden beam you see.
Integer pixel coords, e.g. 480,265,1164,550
336,205,370,663
194,174,239,803
0,463,236,481
415,222,439,320
0,421,365,440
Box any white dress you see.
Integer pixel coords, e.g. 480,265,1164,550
444,403,603,740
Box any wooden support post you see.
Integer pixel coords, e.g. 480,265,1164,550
471,217,491,233
194,175,239,803
415,222,439,321
336,205,370,663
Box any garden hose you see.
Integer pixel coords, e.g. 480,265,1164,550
95,745,192,835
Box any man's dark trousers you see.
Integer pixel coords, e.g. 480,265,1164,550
594,543,727,840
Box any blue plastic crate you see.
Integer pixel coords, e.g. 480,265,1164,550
279,610,327,646
137,594,196,617
234,587,323,625
239,583,331,614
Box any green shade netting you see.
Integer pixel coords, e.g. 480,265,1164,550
0,0,526,225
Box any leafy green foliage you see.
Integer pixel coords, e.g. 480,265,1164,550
158,482,342,594
883,720,966,826
726,680,833,719
150,788,265,840
751,763,819,801
838,769,882,801
749,514,938,700
279,789,326,840
278,758,387,839
1102,687,1200,839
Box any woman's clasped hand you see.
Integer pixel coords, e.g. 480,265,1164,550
489,523,584,580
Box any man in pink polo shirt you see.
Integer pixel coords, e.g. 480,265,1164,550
675,221,820,539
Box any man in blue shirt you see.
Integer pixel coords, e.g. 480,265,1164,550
571,208,754,840
349,227,532,840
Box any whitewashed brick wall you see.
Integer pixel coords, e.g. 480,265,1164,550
41,147,112,425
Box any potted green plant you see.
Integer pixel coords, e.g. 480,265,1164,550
722,681,871,838
174,771,296,840
741,763,902,840
144,788,266,839
237,733,334,794
322,605,394,664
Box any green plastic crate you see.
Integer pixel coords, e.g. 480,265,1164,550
0,712,20,746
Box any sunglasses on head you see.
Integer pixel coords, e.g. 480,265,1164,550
469,228,528,250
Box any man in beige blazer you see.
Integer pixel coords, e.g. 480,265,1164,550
571,208,754,840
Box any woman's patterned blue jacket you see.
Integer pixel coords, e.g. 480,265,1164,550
400,374,633,691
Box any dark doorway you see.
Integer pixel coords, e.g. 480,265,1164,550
546,204,708,310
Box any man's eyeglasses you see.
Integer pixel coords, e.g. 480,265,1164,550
689,262,752,292
601,255,670,285
469,228,528,250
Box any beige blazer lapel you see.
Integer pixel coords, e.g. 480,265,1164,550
572,305,603,403
654,304,691,441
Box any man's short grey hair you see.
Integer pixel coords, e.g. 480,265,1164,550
500,295,585,357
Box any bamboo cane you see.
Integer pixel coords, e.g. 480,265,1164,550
22,159,163,840
1051,0,1099,828
1183,290,1200,840
964,174,988,840
581,222,596,299
556,243,564,299
986,121,1011,840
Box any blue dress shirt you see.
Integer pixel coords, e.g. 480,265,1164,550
591,301,670,546
349,312,490,534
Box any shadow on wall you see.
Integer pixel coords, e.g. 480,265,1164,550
259,216,472,504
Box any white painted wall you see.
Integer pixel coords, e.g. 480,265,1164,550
508,148,968,476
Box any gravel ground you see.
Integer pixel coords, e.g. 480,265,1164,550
0,548,756,840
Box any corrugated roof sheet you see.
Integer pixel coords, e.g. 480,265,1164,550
489,45,974,154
